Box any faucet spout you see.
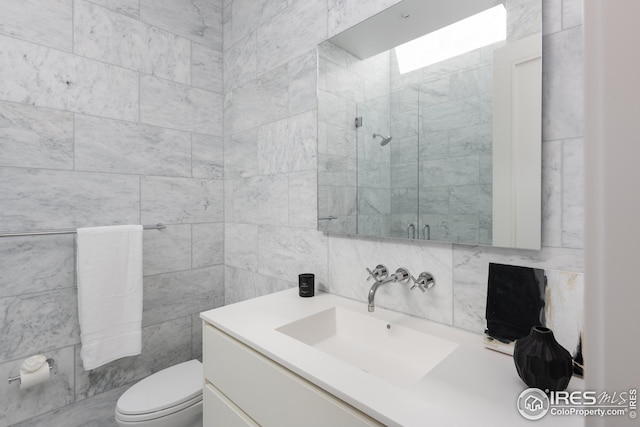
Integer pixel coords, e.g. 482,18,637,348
367,268,409,312
368,276,394,312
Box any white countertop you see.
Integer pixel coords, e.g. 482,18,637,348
200,289,584,427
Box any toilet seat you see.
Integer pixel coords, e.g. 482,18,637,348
116,360,203,422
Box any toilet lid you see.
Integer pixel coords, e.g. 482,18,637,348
117,360,203,415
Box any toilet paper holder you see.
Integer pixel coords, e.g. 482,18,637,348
7,358,54,385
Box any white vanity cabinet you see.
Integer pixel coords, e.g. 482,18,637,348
202,323,383,427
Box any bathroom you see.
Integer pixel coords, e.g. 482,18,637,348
0,0,637,426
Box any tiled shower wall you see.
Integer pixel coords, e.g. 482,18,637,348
224,0,584,332
0,1,223,425
317,42,391,236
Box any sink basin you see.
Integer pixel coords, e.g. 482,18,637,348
276,306,458,386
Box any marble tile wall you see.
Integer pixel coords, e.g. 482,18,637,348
316,41,391,236
224,0,584,343
0,1,223,425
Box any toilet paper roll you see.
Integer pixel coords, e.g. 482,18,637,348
19,360,50,390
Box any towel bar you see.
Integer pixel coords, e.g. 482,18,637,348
0,223,166,238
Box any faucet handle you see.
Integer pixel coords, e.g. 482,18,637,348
410,272,435,292
366,264,388,281
394,267,410,283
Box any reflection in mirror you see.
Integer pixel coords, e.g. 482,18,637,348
317,0,542,249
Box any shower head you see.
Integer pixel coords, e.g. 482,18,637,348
373,133,393,146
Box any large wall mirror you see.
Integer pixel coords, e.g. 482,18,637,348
317,0,542,249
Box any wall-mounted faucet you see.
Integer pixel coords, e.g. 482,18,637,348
366,266,410,312
365,265,436,312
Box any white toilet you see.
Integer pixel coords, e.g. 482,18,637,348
115,360,203,427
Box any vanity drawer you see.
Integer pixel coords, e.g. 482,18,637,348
203,383,258,427
203,324,382,427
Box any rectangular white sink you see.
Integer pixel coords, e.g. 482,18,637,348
276,306,459,387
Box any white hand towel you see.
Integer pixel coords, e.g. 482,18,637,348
76,225,143,370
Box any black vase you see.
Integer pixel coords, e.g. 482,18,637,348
513,326,573,391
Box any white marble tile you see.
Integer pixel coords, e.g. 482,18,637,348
544,269,584,357
0,168,139,230
88,0,139,18
75,115,192,177
13,383,126,427
222,1,232,52
225,265,292,305
258,225,328,288
288,49,318,116
289,170,317,229
507,0,543,42
225,223,258,271
223,129,258,179
192,222,224,268
140,0,222,50
0,101,73,169
318,185,356,218
318,213,356,235
256,0,327,74
419,187,449,215
0,35,138,121
542,26,583,141
0,235,74,298
0,0,72,51
327,0,401,38
562,0,583,29
257,117,288,175
141,176,223,225
542,139,562,247
317,94,352,138
223,31,257,94
143,224,191,276
74,1,190,84
449,123,492,157
479,154,492,185
391,187,418,215
449,64,492,99
192,42,223,93
420,95,487,134
0,346,75,426
258,111,317,175
357,214,391,237
328,235,454,324
318,120,356,159
452,245,584,333
422,156,479,187
228,64,289,133
225,175,289,226
323,60,366,104
140,75,222,136
390,136,419,165
542,0,562,35
75,316,192,398
228,0,288,48
317,152,356,187
142,266,224,327
562,137,584,248
192,133,223,179
0,288,79,363
449,185,492,216
358,187,391,215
